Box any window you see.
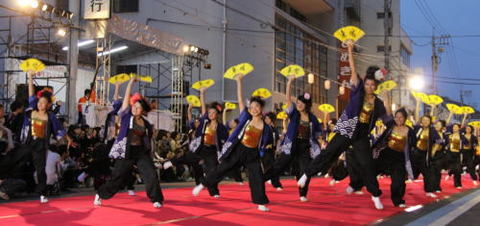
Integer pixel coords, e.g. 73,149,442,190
274,15,327,103
400,45,411,67
113,0,139,13
377,12,392,19
377,45,392,52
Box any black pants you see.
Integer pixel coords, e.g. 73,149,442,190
172,146,219,196
349,136,382,197
98,146,164,203
262,150,282,188
448,152,462,187
226,166,244,182
204,143,269,205
305,135,350,177
412,149,435,192
378,148,406,206
265,139,312,197
462,149,478,181
430,153,445,192
346,147,364,191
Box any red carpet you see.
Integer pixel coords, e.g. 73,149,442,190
0,175,477,225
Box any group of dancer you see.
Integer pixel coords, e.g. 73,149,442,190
2,40,479,212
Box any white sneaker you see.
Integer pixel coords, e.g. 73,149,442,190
257,205,270,212
77,172,88,182
40,195,48,203
297,174,308,188
163,161,173,170
300,196,308,202
276,187,283,191
456,186,462,189
346,186,354,194
213,195,220,198
94,194,102,206
398,204,406,208
329,179,336,186
435,190,442,193
128,190,135,196
371,196,384,210
153,202,162,208
426,192,437,198
192,184,205,196
354,191,364,195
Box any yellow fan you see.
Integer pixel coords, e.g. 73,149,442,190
280,65,305,78
225,102,237,110
186,95,201,107
374,80,397,94
282,104,288,110
223,62,254,80
375,120,384,127
446,103,462,114
318,104,335,113
468,121,480,128
252,88,271,99
460,106,475,114
418,93,429,104
333,26,365,43
276,111,287,120
192,79,215,90
109,73,130,84
405,119,413,128
20,58,45,73
136,75,153,83
317,117,322,123
427,95,443,106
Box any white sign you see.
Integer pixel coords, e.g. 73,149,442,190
84,0,111,20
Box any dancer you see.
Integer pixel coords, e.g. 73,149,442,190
298,41,388,209
446,124,464,188
94,77,164,208
462,125,478,186
263,112,282,189
372,108,414,207
411,115,440,197
19,71,67,203
264,74,322,202
431,120,448,193
192,73,272,212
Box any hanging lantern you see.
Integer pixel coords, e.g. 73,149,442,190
339,86,345,95
324,80,331,90
307,73,314,84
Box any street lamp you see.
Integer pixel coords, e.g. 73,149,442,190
408,75,425,91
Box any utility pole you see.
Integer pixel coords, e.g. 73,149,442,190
431,31,449,93
384,0,392,72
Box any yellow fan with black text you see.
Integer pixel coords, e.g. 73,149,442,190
334,26,365,43
224,63,254,80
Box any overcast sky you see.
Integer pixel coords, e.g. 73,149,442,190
401,0,480,108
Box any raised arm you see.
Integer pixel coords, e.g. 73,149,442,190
120,77,136,112
187,103,193,122
223,107,228,125
381,91,392,116
286,75,295,109
346,41,359,86
113,82,121,101
28,71,35,97
200,87,207,115
236,74,246,110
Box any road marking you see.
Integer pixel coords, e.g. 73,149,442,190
406,189,480,226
